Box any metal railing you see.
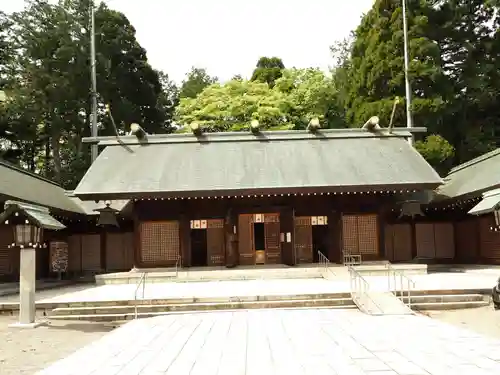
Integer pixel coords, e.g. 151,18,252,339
134,272,147,319
318,250,336,278
348,265,382,314
343,249,362,266
133,255,183,319
385,263,415,309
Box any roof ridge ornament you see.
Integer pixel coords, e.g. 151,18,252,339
250,119,260,134
362,116,381,132
190,122,202,136
307,117,321,133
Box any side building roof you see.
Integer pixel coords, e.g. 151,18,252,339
0,160,84,214
437,148,500,200
73,128,442,200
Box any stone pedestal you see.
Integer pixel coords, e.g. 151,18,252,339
9,247,40,328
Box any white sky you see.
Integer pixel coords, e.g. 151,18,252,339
2,0,374,83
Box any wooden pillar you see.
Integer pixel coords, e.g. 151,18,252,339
279,207,294,265
410,221,417,260
100,230,107,272
224,207,238,267
179,214,191,267
133,211,141,269
327,210,342,263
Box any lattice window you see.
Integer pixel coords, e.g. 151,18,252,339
140,221,180,266
342,215,359,255
357,214,378,255
342,214,379,256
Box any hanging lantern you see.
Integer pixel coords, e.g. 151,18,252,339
94,202,119,228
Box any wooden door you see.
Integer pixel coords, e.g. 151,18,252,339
264,214,281,264
238,214,254,265
294,217,313,263
207,219,225,266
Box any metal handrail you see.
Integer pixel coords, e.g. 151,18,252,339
133,255,182,320
318,250,329,272
134,272,147,319
318,250,336,278
348,265,383,314
385,263,416,309
343,248,362,266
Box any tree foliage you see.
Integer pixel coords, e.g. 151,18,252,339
176,68,346,131
251,57,285,88
179,67,217,99
333,0,500,173
0,0,177,187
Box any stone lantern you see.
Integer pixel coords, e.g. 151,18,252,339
0,201,65,328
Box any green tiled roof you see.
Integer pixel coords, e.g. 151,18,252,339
438,148,500,199
0,160,84,214
74,129,442,200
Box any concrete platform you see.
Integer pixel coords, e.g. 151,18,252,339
95,263,428,285
36,308,500,375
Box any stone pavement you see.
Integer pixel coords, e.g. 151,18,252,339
36,308,500,375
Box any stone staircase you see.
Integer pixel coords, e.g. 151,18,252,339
46,293,356,321
0,289,485,322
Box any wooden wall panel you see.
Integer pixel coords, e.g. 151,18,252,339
207,219,225,266
392,224,412,261
140,221,180,267
0,225,12,276
415,223,435,258
384,224,412,262
81,234,101,271
479,216,500,262
106,232,135,271
434,223,455,259
455,219,479,262
264,214,281,264
294,217,313,263
238,214,254,265
67,235,82,273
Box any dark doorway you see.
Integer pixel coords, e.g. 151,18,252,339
312,225,329,263
190,229,208,267
253,222,266,250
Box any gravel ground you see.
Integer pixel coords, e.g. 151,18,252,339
0,316,119,375
426,305,500,339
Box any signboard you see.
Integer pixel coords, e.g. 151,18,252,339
50,241,69,273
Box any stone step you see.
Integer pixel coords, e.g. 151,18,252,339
48,298,357,321
411,300,490,311
407,294,486,304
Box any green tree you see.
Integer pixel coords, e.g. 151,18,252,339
251,57,285,88
274,68,346,129
175,80,291,132
415,134,455,176
2,0,174,187
179,67,217,99
343,0,447,129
